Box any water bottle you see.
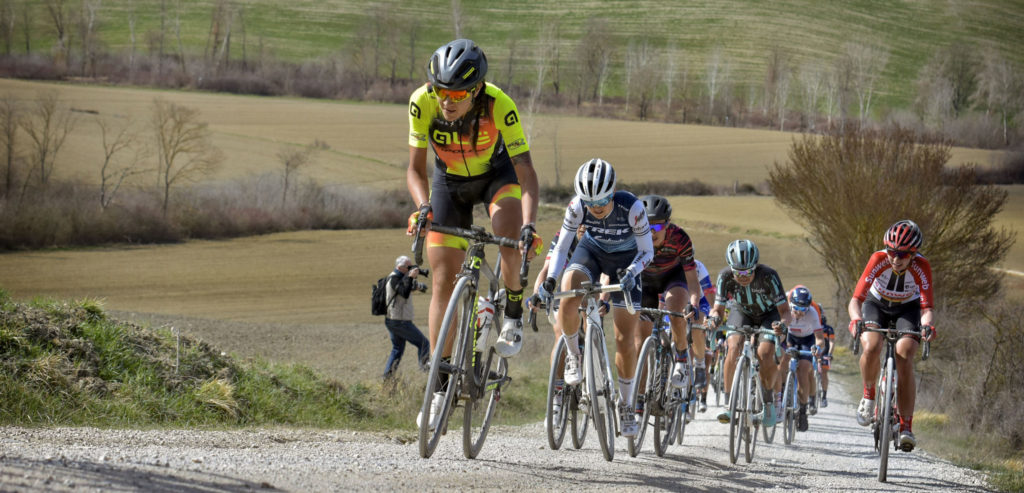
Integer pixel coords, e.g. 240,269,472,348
475,297,495,350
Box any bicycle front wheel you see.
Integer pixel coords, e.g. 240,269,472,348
419,276,474,459
728,357,747,465
570,383,589,449
714,350,726,407
628,336,656,457
653,349,678,457
878,357,895,482
546,337,570,450
745,365,760,463
587,327,616,462
783,371,797,445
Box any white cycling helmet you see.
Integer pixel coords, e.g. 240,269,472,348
574,158,616,203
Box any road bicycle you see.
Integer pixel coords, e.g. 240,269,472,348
545,278,633,462
852,321,931,482
628,307,691,457
780,347,816,445
811,351,824,415
413,223,530,459
528,299,590,451
724,324,782,464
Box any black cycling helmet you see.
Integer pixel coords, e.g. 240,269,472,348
640,194,672,223
427,39,488,91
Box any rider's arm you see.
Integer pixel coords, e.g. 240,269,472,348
511,153,538,226
533,259,551,296
848,296,864,323
921,307,934,328
547,199,584,280
684,267,703,320
625,200,654,277
407,146,430,208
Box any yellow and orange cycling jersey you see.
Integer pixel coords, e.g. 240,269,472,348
408,82,530,177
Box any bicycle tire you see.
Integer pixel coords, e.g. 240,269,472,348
418,276,473,459
546,337,570,450
628,337,657,457
814,365,824,414
728,357,747,465
587,326,616,462
762,373,778,445
463,346,505,459
745,364,760,463
653,348,677,457
878,356,895,482
783,371,797,445
570,384,589,449
714,350,726,407
673,392,685,446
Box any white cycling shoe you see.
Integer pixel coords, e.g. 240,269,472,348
857,398,875,426
417,391,445,431
670,361,689,389
619,404,639,437
563,351,583,386
495,318,523,357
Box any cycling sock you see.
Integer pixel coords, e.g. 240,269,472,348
864,385,876,400
900,415,913,432
565,332,581,356
504,289,524,319
675,349,688,362
695,359,706,369
823,390,828,399
618,377,634,405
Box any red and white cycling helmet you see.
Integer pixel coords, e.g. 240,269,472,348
883,219,923,252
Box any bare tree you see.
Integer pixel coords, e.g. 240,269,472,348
763,46,789,125
974,48,1023,145
576,17,613,104
844,42,889,124
914,56,955,129
663,43,677,118
769,126,1014,311
451,0,463,38
798,61,824,130
151,98,223,216
19,0,31,53
0,94,20,196
78,0,101,76
20,90,75,186
405,15,419,80
278,143,317,209
629,38,660,120
97,117,149,210
705,46,729,123
43,0,70,69
1,0,14,54
525,19,558,134
942,42,979,118
777,67,791,131
128,5,136,80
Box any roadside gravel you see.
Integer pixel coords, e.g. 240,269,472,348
0,379,990,492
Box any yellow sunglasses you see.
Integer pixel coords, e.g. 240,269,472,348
433,86,476,103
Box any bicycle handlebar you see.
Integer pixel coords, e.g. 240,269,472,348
851,321,932,361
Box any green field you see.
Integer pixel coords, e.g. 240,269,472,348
15,1,1024,111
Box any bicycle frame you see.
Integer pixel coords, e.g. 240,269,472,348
724,324,780,464
629,307,689,457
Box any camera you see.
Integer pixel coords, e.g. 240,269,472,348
409,265,430,277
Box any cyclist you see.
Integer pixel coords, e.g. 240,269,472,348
635,195,705,394
780,286,825,432
849,219,936,451
407,39,541,430
538,158,654,437
707,239,789,428
819,314,835,408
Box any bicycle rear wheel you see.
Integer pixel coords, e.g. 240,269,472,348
463,346,506,459
878,357,895,482
782,371,796,445
628,337,657,457
570,384,589,449
418,276,473,459
587,327,616,462
728,357,747,465
653,351,678,457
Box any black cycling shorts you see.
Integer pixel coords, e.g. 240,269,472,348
430,163,520,230
861,295,921,341
726,307,781,344
640,263,688,316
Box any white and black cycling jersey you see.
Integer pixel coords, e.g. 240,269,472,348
548,191,653,279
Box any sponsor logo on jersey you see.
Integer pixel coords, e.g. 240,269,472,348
504,110,519,126
410,102,421,118
506,137,526,152
589,226,631,236
410,132,426,143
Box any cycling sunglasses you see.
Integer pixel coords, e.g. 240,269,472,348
433,86,477,103
732,268,754,278
650,222,667,232
886,248,913,259
792,304,809,312
582,196,612,208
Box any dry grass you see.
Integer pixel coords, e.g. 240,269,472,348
0,79,1008,193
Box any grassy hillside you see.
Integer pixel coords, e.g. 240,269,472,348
17,1,1024,110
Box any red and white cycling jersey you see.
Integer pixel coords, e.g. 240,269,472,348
852,251,934,309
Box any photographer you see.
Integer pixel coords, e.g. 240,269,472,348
382,256,431,380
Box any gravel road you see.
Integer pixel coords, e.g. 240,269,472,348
0,379,990,492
